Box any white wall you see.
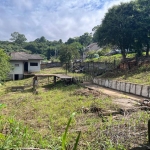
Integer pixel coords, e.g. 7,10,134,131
10,61,24,74
9,61,24,80
28,60,41,72
93,78,150,98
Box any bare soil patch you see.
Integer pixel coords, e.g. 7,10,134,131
73,88,110,99
81,82,144,110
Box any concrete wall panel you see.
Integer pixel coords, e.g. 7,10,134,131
93,77,149,98
135,84,142,96
116,81,121,91
105,79,109,87
102,79,106,86
125,83,131,93
130,84,136,94
120,82,126,92
109,80,113,88
95,79,99,84
98,79,102,85
141,86,148,97
112,81,117,89
93,78,96,84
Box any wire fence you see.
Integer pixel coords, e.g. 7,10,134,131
71,60,121,76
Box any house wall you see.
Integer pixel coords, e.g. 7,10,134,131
9,60,41,80
10,61,24,74
9,61,24,80
28,60,41,72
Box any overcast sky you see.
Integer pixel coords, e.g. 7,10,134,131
0,0,132,42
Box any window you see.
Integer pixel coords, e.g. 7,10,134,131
15,64,19,67
30,62,38,66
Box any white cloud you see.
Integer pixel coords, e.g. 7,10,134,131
0,0,132,42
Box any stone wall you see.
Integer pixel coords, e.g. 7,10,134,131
93,78,150,98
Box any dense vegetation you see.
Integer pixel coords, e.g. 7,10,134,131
0,49,12,82
93,0,150,59
0,32,92,62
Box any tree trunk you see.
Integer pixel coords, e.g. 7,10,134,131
146,43,149,57
121,49,126,61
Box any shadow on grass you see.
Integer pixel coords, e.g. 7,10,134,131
23,88,33,93
41,80,80,92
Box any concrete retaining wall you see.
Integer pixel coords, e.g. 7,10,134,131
93,78,150,98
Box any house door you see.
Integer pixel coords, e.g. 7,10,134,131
24,62,28,72
15,74,19,80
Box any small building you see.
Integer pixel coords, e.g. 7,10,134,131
9,52,43,80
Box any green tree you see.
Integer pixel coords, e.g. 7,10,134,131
92,25,100,42
59,44,80,64
66,38,76,44
95,2,137,59
10,32,27,44
79,32,92,46
0,49,12,82
133,0,150,56
35,36,47,43
95,0,150,59
69,42,83,55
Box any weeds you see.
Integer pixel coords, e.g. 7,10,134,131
61,112,81,150
0,68,150,149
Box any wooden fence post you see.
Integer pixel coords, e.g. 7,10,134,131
66,63,68,75
54,76,56,84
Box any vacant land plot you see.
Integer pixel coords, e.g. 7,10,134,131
0,68,150,149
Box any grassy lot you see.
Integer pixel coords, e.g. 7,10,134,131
85,52,149,63
99,63,150,85
85,53,136,63
0,67,150,149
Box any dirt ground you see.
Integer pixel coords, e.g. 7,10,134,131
80,82,146,110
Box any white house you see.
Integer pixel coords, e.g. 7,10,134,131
9,52,43,80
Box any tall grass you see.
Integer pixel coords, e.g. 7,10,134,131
0,68,150,149
61,112,81,150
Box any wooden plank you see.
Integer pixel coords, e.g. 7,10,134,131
10,86,25,92
35,74,72,79
55,74,72,79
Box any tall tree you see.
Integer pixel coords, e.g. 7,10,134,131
69,42,83,55
95,2,137,59
38,36,47,43
10,32,27,44
92,25,100,42
79,32,92,46
133,0,150,56
59,44,80,64
66,38,76,44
